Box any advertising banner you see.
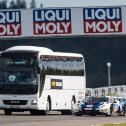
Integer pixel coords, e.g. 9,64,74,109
83,7,122,34
33,9,72,35
0,10,21,36
0,6,126,38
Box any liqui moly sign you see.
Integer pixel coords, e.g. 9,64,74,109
33,9,72,35
0,11,21,36
83,8,122,33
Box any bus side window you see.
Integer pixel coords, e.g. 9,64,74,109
62,60,70,75
42,60,48,75
55,60,62,75
76,58,84,76
69,60,76,76
47,60,56,75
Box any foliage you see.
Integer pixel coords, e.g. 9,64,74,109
40,3,43,8
0,0,41,9
9,0,17,9
0,0,7,9
30,0,36,8
15,0,27,9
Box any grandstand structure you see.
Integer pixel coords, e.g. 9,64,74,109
86,85,126,97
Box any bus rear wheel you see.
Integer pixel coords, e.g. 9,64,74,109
4,109,12,115
61,97,76,115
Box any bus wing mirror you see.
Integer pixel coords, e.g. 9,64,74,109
37,67,40,74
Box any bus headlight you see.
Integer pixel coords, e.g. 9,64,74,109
31,100,37,105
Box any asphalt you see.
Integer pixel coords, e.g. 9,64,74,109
0,110,126,126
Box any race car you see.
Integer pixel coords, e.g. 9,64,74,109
113,97,126,116
74,96,126,116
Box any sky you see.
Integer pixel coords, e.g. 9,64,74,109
39,0,126,7
7,0,126,8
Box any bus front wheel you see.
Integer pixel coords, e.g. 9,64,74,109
42,99,50,115
4,109,12,115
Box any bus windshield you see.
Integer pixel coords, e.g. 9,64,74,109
0,52,38,94
0,56,37,85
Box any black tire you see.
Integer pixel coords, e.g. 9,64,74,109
30,110,38,115
30,110,43,115
30,99,51,115
105,105,113,117
4,109,12,115
122,106,126,116
61,97,76,115
61,110,71,115
75,111,82,116
71,97,76,115
90,113,96,116
42,99,50,115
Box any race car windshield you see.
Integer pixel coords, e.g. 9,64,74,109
84,97,109,103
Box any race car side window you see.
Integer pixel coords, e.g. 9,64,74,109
109,97,114,103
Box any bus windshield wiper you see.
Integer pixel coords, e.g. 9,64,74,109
0,84,5,90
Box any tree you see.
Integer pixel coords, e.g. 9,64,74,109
16,0,27,9
40,3,43,8
30,0,36,8
9,0,17,9
16,0,21,8
20,0,27,8
0,1,2,9
1,0,7,9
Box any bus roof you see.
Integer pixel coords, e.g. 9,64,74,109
5,46,53,53
4,46,83,57
39,52,83,57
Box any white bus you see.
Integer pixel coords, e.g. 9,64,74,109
0,46,86,115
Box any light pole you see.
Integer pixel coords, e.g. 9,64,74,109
107,62,111,87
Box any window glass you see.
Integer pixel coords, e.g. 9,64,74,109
114,88,118,93
120,87,123,92
108,88,111,94
101,89,105,96
62,60,70,75
76,58,84,76
69,60,76,75
55,61,62,75
41,55,84,76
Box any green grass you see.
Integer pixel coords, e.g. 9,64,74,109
103,124,126,126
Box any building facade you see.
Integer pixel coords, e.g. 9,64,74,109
86,85,126,97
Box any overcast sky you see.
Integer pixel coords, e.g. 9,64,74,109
41,0,126,7
8,0,126,8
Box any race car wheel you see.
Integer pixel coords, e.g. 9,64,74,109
122,106,126,116
90,113,96,116
110,105,113,115
105,105,113,116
